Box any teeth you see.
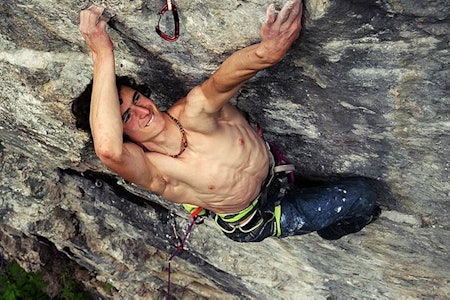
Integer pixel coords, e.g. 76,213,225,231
146,114,154,127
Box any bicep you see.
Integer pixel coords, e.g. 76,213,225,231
185,82,238,117
99,142,164,192
201,77,242,113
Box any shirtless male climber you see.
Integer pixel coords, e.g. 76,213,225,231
75,0,380,242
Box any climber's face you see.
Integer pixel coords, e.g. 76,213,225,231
119,86,165,142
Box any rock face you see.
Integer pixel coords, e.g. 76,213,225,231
1,0,449,299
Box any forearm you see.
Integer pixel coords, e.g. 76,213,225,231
90,51,124,160
199,43,276,111
194,1,301,113
207,44,273,94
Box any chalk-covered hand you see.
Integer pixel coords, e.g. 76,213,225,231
79,5,114,59
257,0,302,64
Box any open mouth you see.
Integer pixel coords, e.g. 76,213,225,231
145,112,154,127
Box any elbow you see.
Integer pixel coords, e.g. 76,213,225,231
94,144,123,165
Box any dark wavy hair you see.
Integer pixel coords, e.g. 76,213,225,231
71,76,152,138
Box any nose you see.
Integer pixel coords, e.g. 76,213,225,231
130,105,149,118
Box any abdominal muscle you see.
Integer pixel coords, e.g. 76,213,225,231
156,106,270,214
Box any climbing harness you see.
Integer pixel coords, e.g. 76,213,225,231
166,206,203,299
268,141,295,184
179,116,296,242
155,0,180,42
210,118,295,241
212,141,295,242
253,121,295,183
267,141,295,238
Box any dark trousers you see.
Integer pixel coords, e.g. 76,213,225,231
220,178,377,242
279,178,377,237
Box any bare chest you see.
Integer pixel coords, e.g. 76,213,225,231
158,121,269,212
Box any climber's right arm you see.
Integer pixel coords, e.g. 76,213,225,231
79,6,162,192
79,5,121,157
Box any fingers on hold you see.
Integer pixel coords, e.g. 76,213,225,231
265,4,276,24
80,4,105,22
298,0,303,18
280,0,303,29
87,4,105,15
279,0,298,21
97,18,109,30
292,0,303,16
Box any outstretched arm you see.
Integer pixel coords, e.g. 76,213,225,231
79,5,120,156
79,6,160,191
188,0,302,115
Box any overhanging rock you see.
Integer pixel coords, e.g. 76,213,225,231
0,0,448,298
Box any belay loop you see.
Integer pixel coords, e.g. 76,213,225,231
155,0,180,42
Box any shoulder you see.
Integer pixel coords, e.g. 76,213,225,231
168,87,208,119
184,85,208,116
184,83,228,116
169,86,220,133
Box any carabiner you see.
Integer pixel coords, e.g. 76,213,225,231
155,2,180,42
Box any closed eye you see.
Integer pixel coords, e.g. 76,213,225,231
122,109,131,123
132,91,140,104
122,91,140,123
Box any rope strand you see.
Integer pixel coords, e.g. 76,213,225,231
166,208,203,299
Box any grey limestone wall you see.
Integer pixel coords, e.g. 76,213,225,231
0,0,448,298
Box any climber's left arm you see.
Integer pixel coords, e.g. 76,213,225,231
185,0,302,116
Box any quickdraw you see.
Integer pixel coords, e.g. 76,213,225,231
166,206,203,299
155,0,180,42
